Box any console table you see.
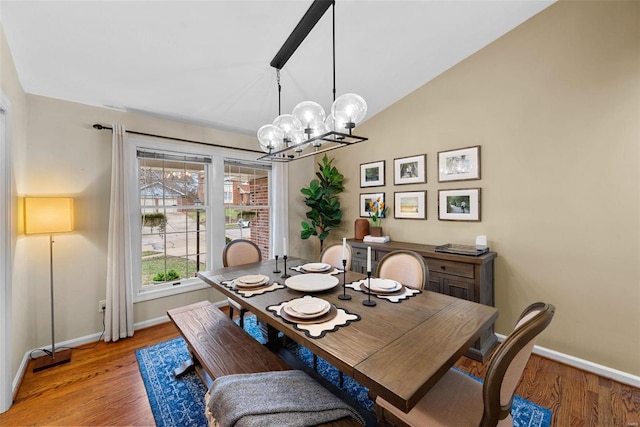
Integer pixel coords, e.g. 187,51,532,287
347,239,498,361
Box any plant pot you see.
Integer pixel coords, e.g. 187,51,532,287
354,219,369,240
370,227,383,237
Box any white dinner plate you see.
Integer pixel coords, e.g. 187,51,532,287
283,297,331,319
364,278,402,292
284,274,339,292
301,262,332,272
234,274,269,288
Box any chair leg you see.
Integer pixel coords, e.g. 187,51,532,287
239,309,247,329
229,306,234,319
339,371,344,388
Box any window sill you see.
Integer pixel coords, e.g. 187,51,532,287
133,279,209,303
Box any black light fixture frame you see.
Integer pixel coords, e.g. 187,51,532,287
258,0,368,162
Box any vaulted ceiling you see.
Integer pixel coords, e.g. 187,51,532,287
0,1,553,136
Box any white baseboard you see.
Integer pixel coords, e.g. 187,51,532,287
495,333,640,389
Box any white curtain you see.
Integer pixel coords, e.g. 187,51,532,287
271,162,289,254
104,124,134,341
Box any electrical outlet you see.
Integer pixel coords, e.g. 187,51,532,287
99,300,107,313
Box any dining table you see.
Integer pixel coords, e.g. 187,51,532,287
198,257,498,415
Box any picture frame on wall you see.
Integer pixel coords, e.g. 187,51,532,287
360,192,385,217
360,160,385,187
394,191,426,219
394,154,426,185
438,145,481,182
438,188,481,221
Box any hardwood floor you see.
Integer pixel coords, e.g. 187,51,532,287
1,313,638,426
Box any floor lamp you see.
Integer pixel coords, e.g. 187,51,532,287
24,197,74,372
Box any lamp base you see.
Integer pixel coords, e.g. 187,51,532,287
32,348,72,372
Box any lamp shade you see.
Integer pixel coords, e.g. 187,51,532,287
24,197,74,234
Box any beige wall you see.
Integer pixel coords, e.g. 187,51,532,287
1,23,30,386
321,1,640,375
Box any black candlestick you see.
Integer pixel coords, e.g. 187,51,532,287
273,255,281,273
281,255,291,279
338,258,351,300
362,271,376,306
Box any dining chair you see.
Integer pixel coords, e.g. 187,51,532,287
320,242,353,271
374,302,556,427
376,250,429,289
222,239,262,328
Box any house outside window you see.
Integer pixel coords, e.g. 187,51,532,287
224,161,271,259
138,150,209,290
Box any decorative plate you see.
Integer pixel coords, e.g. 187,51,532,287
284,274,339,292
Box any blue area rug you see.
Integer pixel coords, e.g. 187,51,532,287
136,315,552,427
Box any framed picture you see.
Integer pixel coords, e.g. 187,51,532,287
438,188,481,221
360,160,385,187
394,154,426,185
360,192,385,217
394,191,426,219
438,145,481,182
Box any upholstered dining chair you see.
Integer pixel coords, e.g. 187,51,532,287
375,250,429,289
375,302,556,427
222,239,262,328
320,242,353,271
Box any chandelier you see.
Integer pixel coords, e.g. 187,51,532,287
257,0,368,162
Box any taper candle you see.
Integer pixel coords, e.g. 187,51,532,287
342,237,346,260
283,237,287,256
367,246,371,272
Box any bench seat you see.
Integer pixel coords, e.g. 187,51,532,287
168,301,362,427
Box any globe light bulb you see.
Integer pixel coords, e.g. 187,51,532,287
331,93,367,130
257,124,284,153
273,114,302,142
292,101,326,135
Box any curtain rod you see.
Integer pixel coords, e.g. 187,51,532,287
92,124,264,154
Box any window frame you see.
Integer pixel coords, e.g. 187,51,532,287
127,137,278,303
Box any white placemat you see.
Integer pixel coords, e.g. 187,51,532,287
345,279,421,303
221,279,285,297
267,300,360,338
290,265,343,275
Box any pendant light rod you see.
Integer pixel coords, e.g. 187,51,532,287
270,0,334,70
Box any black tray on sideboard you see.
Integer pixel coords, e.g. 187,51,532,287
435,243,489,257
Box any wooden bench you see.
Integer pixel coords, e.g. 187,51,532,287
168,301,365,427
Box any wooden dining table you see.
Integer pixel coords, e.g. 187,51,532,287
198,257,498,414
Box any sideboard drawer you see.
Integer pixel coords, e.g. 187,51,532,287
426,259,474,279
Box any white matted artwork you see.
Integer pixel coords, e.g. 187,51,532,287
438,188,481,221
438,146,481,182
360,192,385,217
394,154,426,185
360,160,385,187
394,191,426,219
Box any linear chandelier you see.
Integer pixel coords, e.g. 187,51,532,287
257,0,368,162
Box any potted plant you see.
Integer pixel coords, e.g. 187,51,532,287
300,155,344,253
368,197,387,237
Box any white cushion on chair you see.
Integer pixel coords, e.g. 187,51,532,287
376,369,513,427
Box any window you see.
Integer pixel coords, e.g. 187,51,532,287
127,137,279,303
138,150,210,291
224,161,271,259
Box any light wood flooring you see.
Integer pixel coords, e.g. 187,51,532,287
1,311,638,426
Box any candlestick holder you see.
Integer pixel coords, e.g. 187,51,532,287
362,271,376,306
338,259,351,300
273,255,281,273
281,255,291,279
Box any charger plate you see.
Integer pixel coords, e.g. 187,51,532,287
285,274,339,292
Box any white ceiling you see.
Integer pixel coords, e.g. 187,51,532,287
0,0,553,136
